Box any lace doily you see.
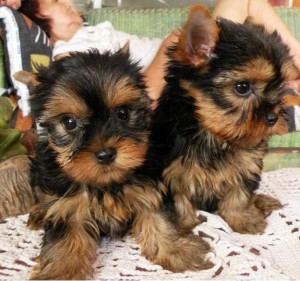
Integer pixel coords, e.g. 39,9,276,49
1,168,300,280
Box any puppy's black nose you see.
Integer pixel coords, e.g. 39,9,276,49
95,148,116,165
265,112,278,126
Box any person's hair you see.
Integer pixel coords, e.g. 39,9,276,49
19,0,51,37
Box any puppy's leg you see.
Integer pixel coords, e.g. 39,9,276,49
174,193,206,230
163,160,206,230
218,186,282,234
31,192,98,280
125,183,213,272
31,220,97,280
133,210,213,272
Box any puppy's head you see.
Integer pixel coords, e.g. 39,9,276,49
169,4,292,148
17,48,151,186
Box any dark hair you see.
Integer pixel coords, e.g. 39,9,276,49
19,0,51,37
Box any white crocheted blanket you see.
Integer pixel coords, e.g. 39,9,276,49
1,168,300,280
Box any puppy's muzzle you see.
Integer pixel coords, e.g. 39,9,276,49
95,148,116,165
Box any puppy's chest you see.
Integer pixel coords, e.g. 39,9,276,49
90,188,134,235
163,146,263,199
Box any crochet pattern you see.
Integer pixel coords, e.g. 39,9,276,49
1,168,300,280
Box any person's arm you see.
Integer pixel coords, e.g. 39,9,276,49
212,0,300,90
143,30,179,101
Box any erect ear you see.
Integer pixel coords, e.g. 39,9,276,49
13,70,39,87
119,40,130,54
174,4,219,67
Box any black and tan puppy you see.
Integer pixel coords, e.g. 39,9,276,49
16,46,211,280
142,4,290,235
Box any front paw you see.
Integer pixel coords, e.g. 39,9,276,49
27,204,47,230
30,263,43,280
223,206,268,234
254,193,283,217
152,234,213,272
30,258,94,280
221,194,282,234
178,213,207,231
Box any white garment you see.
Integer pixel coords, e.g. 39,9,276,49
53,21,163,70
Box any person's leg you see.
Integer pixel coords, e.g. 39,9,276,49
212,0,250,23
145,0,300,101
212,0,300,90
213,0,295,42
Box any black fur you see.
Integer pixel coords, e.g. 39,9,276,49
142,18,289,213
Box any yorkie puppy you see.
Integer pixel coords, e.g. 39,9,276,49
143,4,291,236
15,46,211,280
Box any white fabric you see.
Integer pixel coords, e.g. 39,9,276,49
1,168,300,280
53,21,163,70
0,7,30,116
293,105,300,131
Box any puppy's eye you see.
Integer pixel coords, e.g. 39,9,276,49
234,81,252,97
116,106,129,121
62,115,77,131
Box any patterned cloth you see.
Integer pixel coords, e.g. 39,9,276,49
0,6,52,116
0,168,299,280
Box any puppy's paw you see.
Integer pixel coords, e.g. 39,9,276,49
232,213,267,234
223,207,267,234
153,234,213,272
178,214,206,231
27,204,47,230
221,194,282,234
30,263,43,280
254,193,283,217
30,260,94,280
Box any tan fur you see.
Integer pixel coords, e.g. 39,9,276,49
44,86,90,121
164,152,282,233
125,182,213,272
163,145,268,232
31,221,97,280
13,70,39,87
0,155,40,220
28,177,214,278
174,4,219,67
132,209,213,272
182,62,287,147
282,93,300,107
61,137,148,186
24,4,292,278
105,79,147,108
162,4,286,235
29,189,130,279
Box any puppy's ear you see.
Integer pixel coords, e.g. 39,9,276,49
13,71,39,87
174,4,219,67
119,41,130,54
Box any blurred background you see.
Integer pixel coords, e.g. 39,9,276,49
74,0,300,11
74,0,217,10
